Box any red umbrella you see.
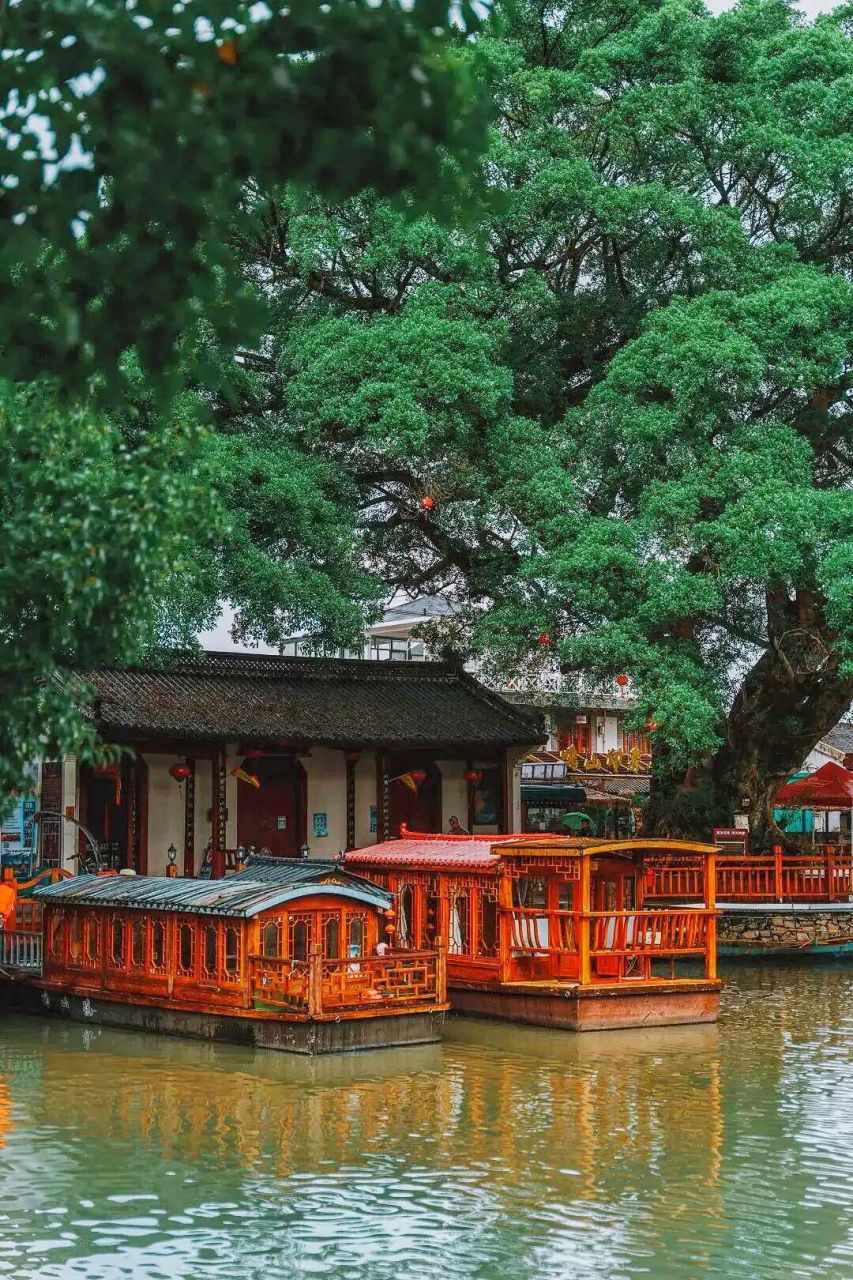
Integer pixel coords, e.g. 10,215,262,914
776,761,853,810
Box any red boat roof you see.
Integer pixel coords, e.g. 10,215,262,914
345,840,505,872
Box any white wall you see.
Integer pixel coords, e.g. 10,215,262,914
143,753,184,876
305,747,348,856
438,760,468,833
354,751,378,848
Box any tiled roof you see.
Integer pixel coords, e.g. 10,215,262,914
823,723,853,755
345,840,504,873
35,859,391,917
74,652,543,750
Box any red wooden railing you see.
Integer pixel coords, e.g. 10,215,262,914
587,910,710,957
646,851,853,902
507,908,578,953
248,945,444,1016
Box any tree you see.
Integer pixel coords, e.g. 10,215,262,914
0,1,488,793
203,0,853,843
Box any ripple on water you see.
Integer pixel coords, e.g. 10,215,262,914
3,964,853,1277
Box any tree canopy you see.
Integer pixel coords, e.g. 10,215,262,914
200,0,853,837
0,0,487,793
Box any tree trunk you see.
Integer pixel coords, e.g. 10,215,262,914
646,645,853,848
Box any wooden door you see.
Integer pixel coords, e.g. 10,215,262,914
236,757,305,856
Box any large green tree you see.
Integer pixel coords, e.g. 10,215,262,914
202,0,853,842
0,0,487,792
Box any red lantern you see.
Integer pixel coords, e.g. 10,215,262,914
616,674,629,687
538,632,550,646
169,762,192,783
420,495,435,511
463,769,482,784
646,717,659,733
409,769,427,785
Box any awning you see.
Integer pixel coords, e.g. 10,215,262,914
775,762,853,811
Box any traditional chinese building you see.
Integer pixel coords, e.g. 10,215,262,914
519,746,651,835
42,653,543,876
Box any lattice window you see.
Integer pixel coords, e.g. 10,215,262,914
397,883,414,948
347,913,366,957
130,919,146,970
202,924,218,978
422,893,439,948
476,892,499,958
177,921,195,976
512,876,548,909
322,913,341,959
68,912,83,965
224,926,240,977
48,911,65,960
288,915,312,962
109,916,125,969
83,914,100,967
261,917,283,959
558,883,575,911
151,920,167,973
449,889,470,956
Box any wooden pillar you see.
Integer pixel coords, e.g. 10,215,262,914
127,757,138,872
376,752,389,843
183,758,196,878
706,847,717,981
211,748,227,880
498,866,513,983
578,851,592,985
826,845,835,903
345,752,357,851
308,943,323,1017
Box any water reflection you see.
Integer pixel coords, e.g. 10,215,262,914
2,962,853,1278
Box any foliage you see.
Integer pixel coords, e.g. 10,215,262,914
0,381,210,795
206,0,853,829
0,0,488,401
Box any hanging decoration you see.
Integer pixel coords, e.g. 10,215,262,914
392,769,428,793
538,633,550,646
463,769,483,784
615,674,629,688
169,763,192,783
230,766,261,789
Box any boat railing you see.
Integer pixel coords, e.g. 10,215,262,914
249,945,445,1017
587,909,712,958
0,928,43,971
507,908,578,954
646,851,853,902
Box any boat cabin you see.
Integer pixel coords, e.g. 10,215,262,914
29,858,447,1054
345,831,720,1031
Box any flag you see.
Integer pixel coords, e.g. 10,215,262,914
398,773,418,793
230,766,260,789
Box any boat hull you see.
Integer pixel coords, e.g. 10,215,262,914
448,980,720,1031
5,981,446,1055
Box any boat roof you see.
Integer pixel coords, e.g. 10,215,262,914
34,858,392,917
345,834,719,872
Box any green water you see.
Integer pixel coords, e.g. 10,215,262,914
2,963,853,1278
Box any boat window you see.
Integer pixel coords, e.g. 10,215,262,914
261,920,281,958
512,877,547,909
324,916,340,960
347,914,365,956
203,925,218,976
289,917,310,962
131,920,145,969
69,913,83,963
398,884,414,948
477,893,498,957
84,915,99,965
151,920,166,971
423,894,439,948
49,913,65,960
224,927,240,976
178,923,194,975
450,890,470,955
110,917,124,967
558,883,575,911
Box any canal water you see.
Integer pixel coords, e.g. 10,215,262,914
2,962,853,1279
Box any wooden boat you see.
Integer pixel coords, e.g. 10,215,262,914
345,831,721,1031
8,858,447,1054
